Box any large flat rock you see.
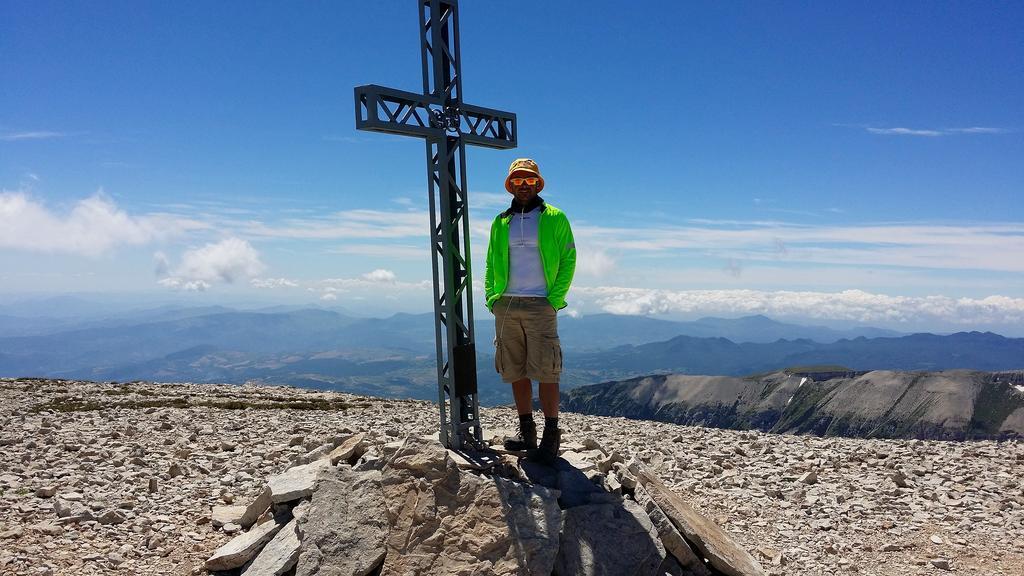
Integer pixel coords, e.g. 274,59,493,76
380,435,562,576
634,483,711,575
555,499,665,576
241,518,300,576
632,464,764,576
267,459,331,504
205,515,286,571
295,466,388,576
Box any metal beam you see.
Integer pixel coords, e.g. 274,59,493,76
354,84,516,149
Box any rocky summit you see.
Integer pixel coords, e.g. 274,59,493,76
0,378,1023,575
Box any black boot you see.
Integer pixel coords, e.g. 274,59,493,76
504,415,537,451
528,422,561,464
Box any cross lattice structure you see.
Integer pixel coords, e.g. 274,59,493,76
354,0,517,450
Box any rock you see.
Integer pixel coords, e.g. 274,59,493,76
205,516,287,571
328,432,366,465
148,477,159,493
520,457,604,509
97,510,126,525
798,471,818,485
930,534,943,544
296,443,334,465
295,467,388,576
378,435,562,576
0,527,24,539
930,558,951,570
241,486,273,528
53,498,89,521
241,518,300,576
555,500,665,576
34,487,57,498
30,523,63,536
560,450,598,472
268,459,331,504
632,463,765,576
634,484,711,575
212,505,247,528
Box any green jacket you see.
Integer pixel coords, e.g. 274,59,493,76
484,200,576,311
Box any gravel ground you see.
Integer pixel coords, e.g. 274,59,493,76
0,378,1021,576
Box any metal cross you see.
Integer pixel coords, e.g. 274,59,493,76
354,0,517,450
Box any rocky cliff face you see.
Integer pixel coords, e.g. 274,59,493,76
562,370,1024,440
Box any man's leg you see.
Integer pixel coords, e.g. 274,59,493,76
538,382,559,418
512,378,534,415
505,378,537,451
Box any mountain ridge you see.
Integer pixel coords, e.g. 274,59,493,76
562,369,1024,441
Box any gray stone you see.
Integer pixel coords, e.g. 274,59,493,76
379,435,562,576
205,516,286,571
97,510,125,525
520,457,604,509
295,443,333,465
241,486,272,529
632,464,765,576
34,487,57,498
242,518,300,576
634,484,711,575
295,467,388,576
268,460,330,504
798,471,818,485
212,505,247,528
53,498,89,521
555,499,665,576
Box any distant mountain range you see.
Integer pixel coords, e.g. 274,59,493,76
1,305,1021,406
562,369,1024,441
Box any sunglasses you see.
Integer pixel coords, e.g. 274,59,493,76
509,177,540,186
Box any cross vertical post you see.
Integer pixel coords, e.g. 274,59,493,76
354,0,517,450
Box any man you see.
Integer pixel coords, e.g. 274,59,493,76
485,158,576,463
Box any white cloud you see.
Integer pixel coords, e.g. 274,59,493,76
0,131,65,141
246,209,427,240
575,248,616,277
158,238,265,290
158,278,211,292
251,277,299,289
329,243,425,259
311,270,430,300
574,220,1024,273
362,269,397,283
574,286,1024,326
0,191,202,256
864,126,1008,137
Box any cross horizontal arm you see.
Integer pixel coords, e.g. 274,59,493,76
355,84,517,149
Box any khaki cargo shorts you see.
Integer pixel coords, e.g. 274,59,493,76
491,295,563,384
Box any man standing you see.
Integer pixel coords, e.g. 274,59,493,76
485,158,576,463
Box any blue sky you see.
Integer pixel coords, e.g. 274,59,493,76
2,1,1022,332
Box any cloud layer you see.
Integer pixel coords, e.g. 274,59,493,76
0,191,201,256
574,286,1024,326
